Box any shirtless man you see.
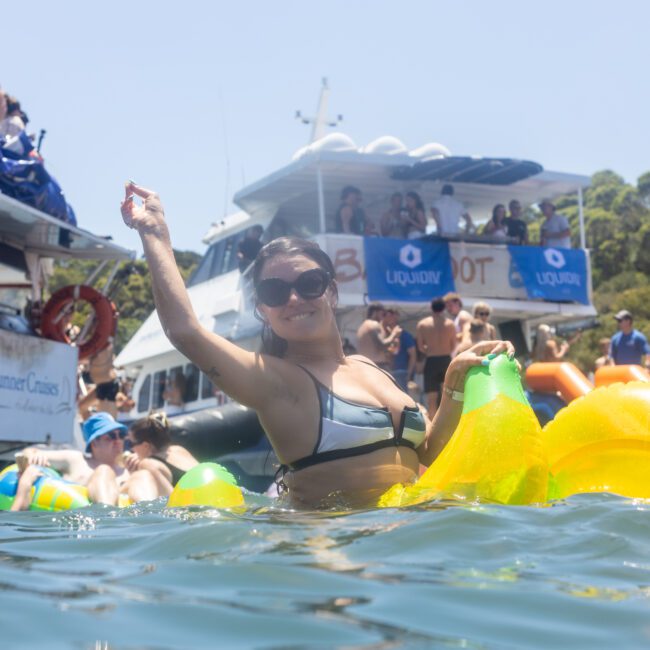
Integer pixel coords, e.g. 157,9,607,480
356,303,402,369
87,343,121,417
443,292,472,342
21,412,158,505
417,297,457,418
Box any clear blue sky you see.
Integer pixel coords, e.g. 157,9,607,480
3,0,649,254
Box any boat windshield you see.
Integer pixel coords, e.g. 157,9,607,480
188,230,248,285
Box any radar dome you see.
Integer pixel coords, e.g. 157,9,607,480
409,142,451,160
291,145,310,161
362,136,408,155
309,132,357,153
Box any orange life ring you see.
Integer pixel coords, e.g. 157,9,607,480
41,285,117,360
525,362,593,403
594,365,650,387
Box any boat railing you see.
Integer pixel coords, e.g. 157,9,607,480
236,261,257,313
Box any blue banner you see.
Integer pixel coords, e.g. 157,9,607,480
508,246,589,304
364,238,455,302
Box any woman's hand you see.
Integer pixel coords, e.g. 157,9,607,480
122,451,142,473
445,340,516,391
23,449,51,468
120,182,167,235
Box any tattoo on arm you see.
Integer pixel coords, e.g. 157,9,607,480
206,366,221,382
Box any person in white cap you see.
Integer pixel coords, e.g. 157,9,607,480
609,310,650,368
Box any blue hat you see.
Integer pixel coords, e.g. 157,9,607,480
82,412,127,452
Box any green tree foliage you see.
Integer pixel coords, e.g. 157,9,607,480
550,170,650,374
50,250,200,353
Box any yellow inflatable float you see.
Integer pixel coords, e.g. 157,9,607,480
544,382,650,500
380,355,650,507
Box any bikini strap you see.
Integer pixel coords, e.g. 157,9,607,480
352,357,403,391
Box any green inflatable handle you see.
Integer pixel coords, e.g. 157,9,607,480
463,354,530,414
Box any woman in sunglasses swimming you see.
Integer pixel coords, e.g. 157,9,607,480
121,182,514,508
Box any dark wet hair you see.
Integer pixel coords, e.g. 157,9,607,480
252,237,338,357
366,302,385,319
492,204,506,223
129,412,171,451
431,297,446,313
5,95,20,115
441,184,454,196
406,191,425,212
340,185,361,201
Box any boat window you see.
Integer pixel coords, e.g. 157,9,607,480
187,228,253,285
184,363,200,403
187,241,226,286
152,370,167,409
137,374,152,413
200,371,215,400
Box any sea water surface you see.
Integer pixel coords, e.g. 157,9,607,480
2,493,650,649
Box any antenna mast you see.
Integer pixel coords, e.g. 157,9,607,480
295,78,343,143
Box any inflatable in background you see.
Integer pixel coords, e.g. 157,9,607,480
380,356,549,507
167,462,245,508
543,382,650,500
0,464,90,511
594,365,650,387
525,362,593,403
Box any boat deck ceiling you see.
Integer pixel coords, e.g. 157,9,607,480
233,151,590,224
0,193,134,261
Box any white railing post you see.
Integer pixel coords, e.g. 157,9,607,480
317,166,326,234
578,186,586,249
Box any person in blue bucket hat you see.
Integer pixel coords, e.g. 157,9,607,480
19,412,159,505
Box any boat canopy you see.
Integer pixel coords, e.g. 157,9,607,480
390,156,543,185
233,139,590,239
0,193,134,262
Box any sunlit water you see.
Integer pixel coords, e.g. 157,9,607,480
2,493,650,649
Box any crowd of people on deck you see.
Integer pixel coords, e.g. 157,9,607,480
332,183,577,248
355,295,650,423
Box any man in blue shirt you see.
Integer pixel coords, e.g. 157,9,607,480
382,308,416,391
609,310,650,368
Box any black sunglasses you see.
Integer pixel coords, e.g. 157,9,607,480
102,430,126,442
123,438,143,452
256,268,331,307
477,311,490,317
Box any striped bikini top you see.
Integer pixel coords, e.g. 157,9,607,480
284,362,427,472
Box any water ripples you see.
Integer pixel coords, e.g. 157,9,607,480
2,495,650,648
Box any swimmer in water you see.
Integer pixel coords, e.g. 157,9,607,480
121,183,514,508
124,412,199,496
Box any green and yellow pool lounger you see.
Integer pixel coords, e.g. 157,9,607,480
380,355,650,507
0,465,91,511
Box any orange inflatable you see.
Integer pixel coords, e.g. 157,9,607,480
594,365,650,387
525,362,593,403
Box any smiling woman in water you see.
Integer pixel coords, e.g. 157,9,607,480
120,182,514,508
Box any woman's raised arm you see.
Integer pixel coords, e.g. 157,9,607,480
120,182,286,410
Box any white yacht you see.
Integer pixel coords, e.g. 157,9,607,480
115,84,595,484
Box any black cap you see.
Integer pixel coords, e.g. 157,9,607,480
614,309,632,321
